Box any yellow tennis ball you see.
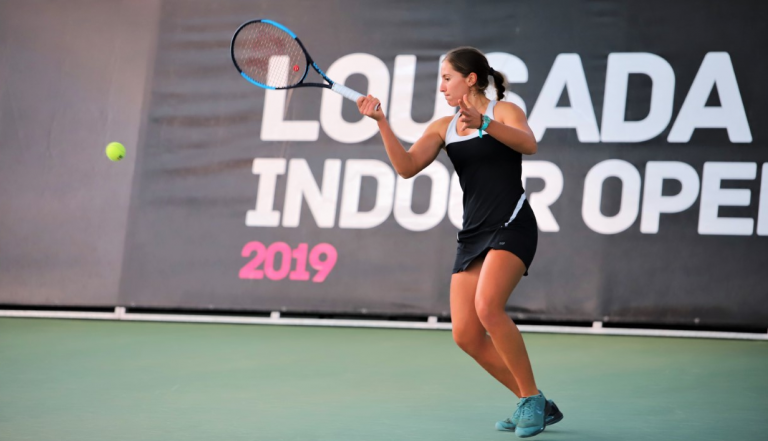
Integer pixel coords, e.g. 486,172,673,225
105,142,126,161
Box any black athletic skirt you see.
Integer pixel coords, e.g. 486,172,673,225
452,199,538,275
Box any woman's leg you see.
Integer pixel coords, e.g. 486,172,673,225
474,249,538,397
450,255,522,397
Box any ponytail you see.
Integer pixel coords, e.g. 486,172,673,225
489,68,506,101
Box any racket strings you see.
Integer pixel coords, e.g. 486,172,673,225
233,23,306,88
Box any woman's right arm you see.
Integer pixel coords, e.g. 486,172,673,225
358,95,447,179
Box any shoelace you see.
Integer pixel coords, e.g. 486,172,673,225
513,401,522,417
505,401,523,424
517,396,537,420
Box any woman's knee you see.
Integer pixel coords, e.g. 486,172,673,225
452,327,485,356
475,296,508,331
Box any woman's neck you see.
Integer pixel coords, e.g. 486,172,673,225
467,92,491,113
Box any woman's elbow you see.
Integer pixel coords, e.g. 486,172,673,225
523,141,538,155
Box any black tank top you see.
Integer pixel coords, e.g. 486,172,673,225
445,100,526,242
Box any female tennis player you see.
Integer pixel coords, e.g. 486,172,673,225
357,47,563,438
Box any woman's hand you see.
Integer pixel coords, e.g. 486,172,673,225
457,94,482,131
357,95,384,121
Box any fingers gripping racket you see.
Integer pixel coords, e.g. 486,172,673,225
231,19,379,110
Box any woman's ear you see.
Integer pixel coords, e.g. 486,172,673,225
466,72,477,87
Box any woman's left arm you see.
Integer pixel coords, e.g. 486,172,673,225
483,102,537,155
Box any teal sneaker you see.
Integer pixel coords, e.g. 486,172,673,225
514,393,546,438
495,401,524,432
495,399,563,431
544,399,564,426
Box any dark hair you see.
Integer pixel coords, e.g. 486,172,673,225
445,47,506,101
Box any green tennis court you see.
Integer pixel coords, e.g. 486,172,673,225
2,318,766,441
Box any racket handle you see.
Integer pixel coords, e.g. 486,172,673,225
332,83,381,111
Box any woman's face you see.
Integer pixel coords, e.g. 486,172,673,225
440,60,475,107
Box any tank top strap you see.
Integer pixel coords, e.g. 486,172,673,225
444,100,497,147
485,100,497,119
445,112,463,146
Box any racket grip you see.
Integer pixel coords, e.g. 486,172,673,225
332,83,381,111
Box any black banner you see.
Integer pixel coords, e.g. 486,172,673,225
119,0,768,327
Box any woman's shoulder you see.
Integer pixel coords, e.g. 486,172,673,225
426,115,455,138
434,115,455,126
492,101,526,121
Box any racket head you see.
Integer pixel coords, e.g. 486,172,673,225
231,20,310,89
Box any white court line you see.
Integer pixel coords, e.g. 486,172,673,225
1,308,766,341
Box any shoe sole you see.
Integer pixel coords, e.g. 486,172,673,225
517,411,564,438
515,425,545,438
497,413,563,432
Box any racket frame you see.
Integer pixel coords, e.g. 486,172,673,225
230,19,376,108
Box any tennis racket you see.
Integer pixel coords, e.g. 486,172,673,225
231,19,379,110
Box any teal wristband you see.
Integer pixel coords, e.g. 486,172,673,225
478,115,491,138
